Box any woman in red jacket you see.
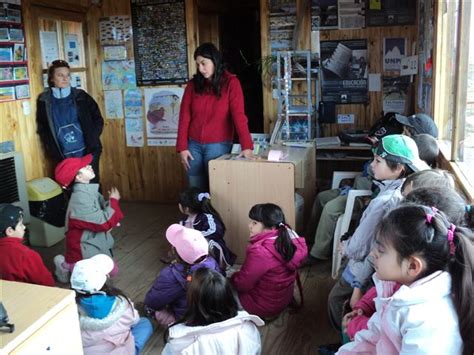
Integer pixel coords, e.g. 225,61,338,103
231,203,308,318
176,43,254,191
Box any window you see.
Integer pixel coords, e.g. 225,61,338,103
434,1,474,193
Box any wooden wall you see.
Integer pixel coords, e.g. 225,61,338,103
260,0,418,137
2,0,417,202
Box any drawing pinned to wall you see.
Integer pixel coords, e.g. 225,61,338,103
64,33,80,66
131,0,188,84
40,31,59,67
125,118,144,147
382,76,409,114
124,88,143,118
99,16,132,45
102,60,136,90
311,0,338,30
144,87,183,144
103,45,127,61
104,90,124,119
383,38,406,72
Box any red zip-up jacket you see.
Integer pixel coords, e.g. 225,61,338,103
0,237,55,286
176,71,253,152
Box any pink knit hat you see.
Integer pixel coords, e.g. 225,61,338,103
166,224,208,264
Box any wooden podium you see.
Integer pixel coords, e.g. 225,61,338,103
209,143,316,263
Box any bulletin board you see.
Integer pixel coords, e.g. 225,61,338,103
130,0,188,85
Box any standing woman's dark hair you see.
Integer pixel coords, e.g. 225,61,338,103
377,205,474,354
249,203,296,262
193,43,225,96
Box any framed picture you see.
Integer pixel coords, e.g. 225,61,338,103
8,28,23,42
13,43,24,61
7,8,21,24
15,84,30,99
0,86,15,101
0,67,13,81
0,47,12,62
13,66,27,80
0,28,9,41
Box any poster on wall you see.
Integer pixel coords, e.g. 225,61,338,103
320,39,368,103
131,0,188,85
144,87,183,145
102,60,136,90
382,77,409,114
104,90,124,119
124,88,143,118
125,118,144,147
311,0,338,30
367,0,416,26
40,31,59,67
338,0,365,29
383,38,406,72
269,0,296,53
64,33,80,66
103,45,127,61
99,16,132,45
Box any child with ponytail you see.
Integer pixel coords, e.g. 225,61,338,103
337,204,474,354
231,203,307,318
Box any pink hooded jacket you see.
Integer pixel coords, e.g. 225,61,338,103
231,229,307,317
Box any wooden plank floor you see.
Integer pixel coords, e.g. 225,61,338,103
33,202,339,354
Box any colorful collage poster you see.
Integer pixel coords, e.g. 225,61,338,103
144,87,184,145
102,60,137,90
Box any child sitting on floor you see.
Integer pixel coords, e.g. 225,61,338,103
231,203,307,318
53,154,124,283
0,204,55,286
144,224,221,325
163,268,264,354
337,205,473,354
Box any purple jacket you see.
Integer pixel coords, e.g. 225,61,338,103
231,229,307,317
144,256,220,319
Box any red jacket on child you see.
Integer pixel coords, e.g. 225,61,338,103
231,229,307,318
0,237,55,286
176,71,253,152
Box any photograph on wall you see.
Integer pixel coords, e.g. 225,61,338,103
0,67,13,81
383,38,406,72
382,76,409,114
13,43,24,61
144,87,184,140
131,0,188,84
99,16,132,45
40,31,59,67
104,89,124,119
103,45,127,61
124,88,143,118
15,84,29,99
8,28,23,42
71,73,82,88
0,46,12,62
367,0,416,26
311,0,338,30
13,66,27,80
6,8,21,23
64,33,81,66
320,39,368,103
0,27,9,41
0,86,15,101
102,60,136,90
125,118,144,147
338,0,365,29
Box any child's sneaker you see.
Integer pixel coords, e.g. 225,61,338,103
54,254,70,283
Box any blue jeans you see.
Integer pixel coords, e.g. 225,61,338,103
187,140,232,191
131,317,153,354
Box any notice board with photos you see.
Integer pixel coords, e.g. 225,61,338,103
130,0,188,85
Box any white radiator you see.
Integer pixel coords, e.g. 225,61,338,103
0,151,30,223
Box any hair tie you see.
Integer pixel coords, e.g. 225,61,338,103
278,222,285,228
425,206,438,224
197,192,210,202
447,224,456,256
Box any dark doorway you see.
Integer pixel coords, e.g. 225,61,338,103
219,2,263,133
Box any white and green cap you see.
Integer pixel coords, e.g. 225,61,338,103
373,134,430,172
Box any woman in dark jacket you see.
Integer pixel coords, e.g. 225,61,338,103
36,59,104,183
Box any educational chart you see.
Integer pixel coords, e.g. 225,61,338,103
99,16,132,45
144,87,184,146
320,39,368,103
131,0,188,85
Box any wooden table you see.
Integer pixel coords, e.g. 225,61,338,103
209,143,316,263
0,281,83,354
